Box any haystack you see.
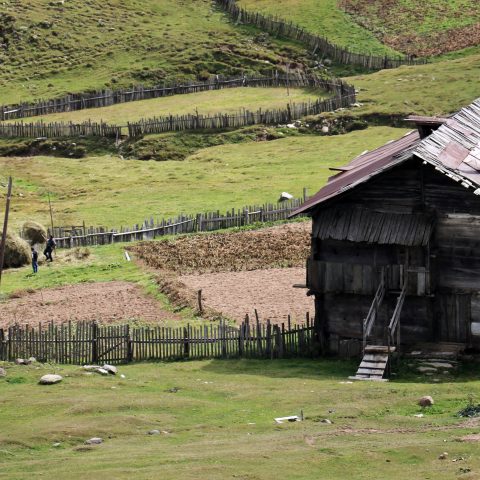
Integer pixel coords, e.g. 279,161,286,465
2,232,30,269
22,220,47,245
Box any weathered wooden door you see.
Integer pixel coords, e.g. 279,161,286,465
95,324,131,364
435,294,470,343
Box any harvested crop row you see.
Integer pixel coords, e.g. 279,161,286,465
131,222,311,274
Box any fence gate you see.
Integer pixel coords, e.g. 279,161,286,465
95,324,131,365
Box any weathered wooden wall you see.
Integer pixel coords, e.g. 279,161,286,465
308,159,480,353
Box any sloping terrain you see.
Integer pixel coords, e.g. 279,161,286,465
341,0,480,56
0,0,309,104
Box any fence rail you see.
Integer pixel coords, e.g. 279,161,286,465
216,0,427,69
48,196,307,248
0,72,352,122
0,316,318,364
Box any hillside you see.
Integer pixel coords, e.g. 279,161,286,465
238,0,480,58
0,127,408,228
341,0,480,57
0,0,310,105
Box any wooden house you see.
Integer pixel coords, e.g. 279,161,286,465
292,99,480,379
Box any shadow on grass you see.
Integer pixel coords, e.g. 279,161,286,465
199,357,357,380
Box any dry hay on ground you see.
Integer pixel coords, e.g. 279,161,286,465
132,222,313,324
131,221,311,274
0,281,180,327
3,233,30,269
22,221,47,246
180,267,313,324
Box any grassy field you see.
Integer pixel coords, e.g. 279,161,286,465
237,0,399,56
341,0,480,56
347,53,480,117
0,358,479,479
0,0,308,105
0,127,409,228
2,87,322,125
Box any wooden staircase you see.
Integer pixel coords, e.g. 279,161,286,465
349,345,394,381
350,270,408,381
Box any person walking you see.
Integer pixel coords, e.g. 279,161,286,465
44,235,56,262
31,247,38,273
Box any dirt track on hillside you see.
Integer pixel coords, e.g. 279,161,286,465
0,281,179,327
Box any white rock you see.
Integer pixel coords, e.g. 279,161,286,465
85,437,103,445
0,367,6,377
321,126,329,133
52,442,61,447
102,364,117,375
120,374,126,379
96,368,109,376
39,374,63,385
279,192,293,201
28,357,37,363
148,430,160,435
83,365,102,371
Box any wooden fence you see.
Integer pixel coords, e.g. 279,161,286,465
48,196,307,248
216,0,428,70
127,93,354,137
0,316,319,364
0,72,352,122
0,121,121,139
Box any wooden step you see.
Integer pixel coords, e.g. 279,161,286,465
365,345,395,353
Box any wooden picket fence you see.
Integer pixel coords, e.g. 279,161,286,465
0,72,352,122
0,316,319,364
127,93,354,137
0,121,121,139
48,196,307,248
217,0,428,69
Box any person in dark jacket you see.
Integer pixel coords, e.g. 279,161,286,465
44,235,56,262
31,247,38,273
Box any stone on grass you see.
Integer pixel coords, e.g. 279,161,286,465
102,364,117,375
39,374,63,385
438,452,448,460
148,430,160,435
418,396,434,407
52,442,61,447
15,358,28,365
96,368,109,376
0,367,6,377
85,437,103,445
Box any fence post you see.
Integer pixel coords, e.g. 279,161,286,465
183,326,190,358
244,209,249,226
221,321,227,358
126,324,133,362
92,322,98,364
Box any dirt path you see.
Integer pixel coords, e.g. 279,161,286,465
0,281,179,327
180,267,313,324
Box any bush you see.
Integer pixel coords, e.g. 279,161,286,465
22,221,47,245
2,233,30,269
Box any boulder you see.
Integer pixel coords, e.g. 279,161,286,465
15,358,28,365
84,437,103,445
102,364,117,375
147,430,160,435
96,368,109,376
418,396,434,407
39,374,63,385
0,367,6,377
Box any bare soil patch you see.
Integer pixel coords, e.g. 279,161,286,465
0,281,179,327
133,222,312,323
340,0,480,56
180,267,313,324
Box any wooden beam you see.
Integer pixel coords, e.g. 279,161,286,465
0,176,12,287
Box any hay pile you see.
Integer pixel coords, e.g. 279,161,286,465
2,232,30,269
131,222,310,274
22,221,47,245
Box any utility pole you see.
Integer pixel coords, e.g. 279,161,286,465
0,176,13,287
48,191,54,234
286,62,290,97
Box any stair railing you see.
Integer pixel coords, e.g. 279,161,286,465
363,268,386,355
387,276,408,356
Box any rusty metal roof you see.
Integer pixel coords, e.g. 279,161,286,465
291,129,421,216
292,98,480,217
